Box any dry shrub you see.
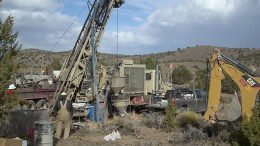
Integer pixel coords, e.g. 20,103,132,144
175,111,206,128
203,120,242,145
166,111,212,145
168,129,185,145
102,117,120,133
115,115,141,137
74,115,142,137
183,125,208,142
74,117,121,134
168,126,208,145
76,120,100,134
141,112,163,129
214,129,230,142
168,125,231,146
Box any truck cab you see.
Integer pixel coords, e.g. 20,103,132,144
164,88,207,113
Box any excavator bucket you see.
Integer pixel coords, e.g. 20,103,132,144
215,92,241,121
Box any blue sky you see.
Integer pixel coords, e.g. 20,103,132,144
1,0,260,55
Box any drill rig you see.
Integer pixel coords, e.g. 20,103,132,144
50,0,125,120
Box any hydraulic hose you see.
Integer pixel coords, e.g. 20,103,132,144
221,53,259,77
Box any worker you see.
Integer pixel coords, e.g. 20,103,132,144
6,84,16,96
53,92,74,140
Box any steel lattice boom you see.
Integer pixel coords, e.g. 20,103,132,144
50,0,124,112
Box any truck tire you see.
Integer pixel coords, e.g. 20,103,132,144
36,99,48,110
22,100,36,110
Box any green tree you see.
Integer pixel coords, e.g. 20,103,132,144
140,57,157,69
171,65,193,85
51,58,62,70
195,68,239,93
221,71,239,94
194,69,207,90
232,100,260,146
0,15,21,121
163,96,177,132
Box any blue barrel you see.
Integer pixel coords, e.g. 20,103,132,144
89,106,95,121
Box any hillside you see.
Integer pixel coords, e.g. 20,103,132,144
15,45,260,81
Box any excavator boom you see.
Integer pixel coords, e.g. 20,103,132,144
204,48,260,121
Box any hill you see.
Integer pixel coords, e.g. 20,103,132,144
15,45,260,81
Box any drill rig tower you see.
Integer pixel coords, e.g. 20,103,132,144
51,0,125,121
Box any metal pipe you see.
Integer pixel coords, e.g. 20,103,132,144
155,64,159,95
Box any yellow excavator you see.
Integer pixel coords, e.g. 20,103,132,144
204,48,260,122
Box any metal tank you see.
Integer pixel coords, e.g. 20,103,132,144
110,76,129,114
34,120,54,146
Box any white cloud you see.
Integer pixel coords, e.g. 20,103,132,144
106,0,260,54
112,31,134,43
1,0,83,52
133,17,144,23
1,0,260,54
3,0,61,11
193,0,236,15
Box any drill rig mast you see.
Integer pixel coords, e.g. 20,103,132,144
51,0,124,112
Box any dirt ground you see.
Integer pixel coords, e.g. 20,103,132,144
53,112,231,146
55,127,170,146
55,113,171,146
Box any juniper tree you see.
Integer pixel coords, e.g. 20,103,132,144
171,65,193,85
0,15,21,121
140,57,157,69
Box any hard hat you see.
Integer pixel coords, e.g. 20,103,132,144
61,92,67,96
8,84,16,90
